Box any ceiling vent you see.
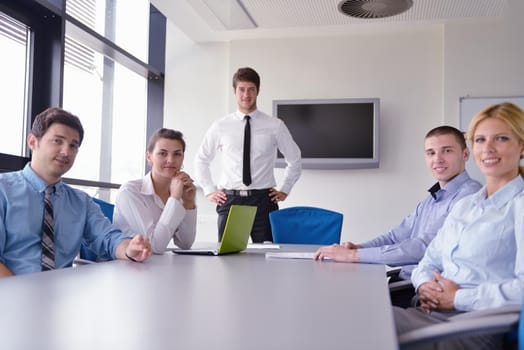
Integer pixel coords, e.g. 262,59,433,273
338,0,413,19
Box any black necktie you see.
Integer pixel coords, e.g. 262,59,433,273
41,185,55,271
243,115,252,186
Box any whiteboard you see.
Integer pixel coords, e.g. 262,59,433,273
460,96,524,184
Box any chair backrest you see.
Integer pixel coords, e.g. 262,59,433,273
80,197,115,261
269,206,343,245
92,197,115,222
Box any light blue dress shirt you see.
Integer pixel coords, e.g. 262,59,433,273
0,164,131,275
358,171,481,279
411,175,524,311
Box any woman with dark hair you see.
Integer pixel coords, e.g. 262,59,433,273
114,128,196,254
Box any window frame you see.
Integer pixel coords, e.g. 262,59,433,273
0,0,165,190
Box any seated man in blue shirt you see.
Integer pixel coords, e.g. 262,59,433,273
0,107,151,277
314,126,481,280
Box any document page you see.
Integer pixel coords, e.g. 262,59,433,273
265,251,321,260
247,243,280,249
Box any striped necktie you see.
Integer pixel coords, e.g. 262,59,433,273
243,115,252,186
41,185,55,271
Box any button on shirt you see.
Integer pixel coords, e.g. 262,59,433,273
113,172,197,254
0,164,131,275
194,110,302,195
411,175,524,311
358,171,482,279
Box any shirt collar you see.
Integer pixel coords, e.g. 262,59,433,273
140,171,156,196
427,171,472,200
235,109,259,120
476,175,524,210
22,163,65,193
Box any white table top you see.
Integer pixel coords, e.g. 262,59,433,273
0,244,398,350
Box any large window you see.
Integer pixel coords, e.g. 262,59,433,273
66,0,149,62
0,12,30,157
0,0,165,200
62,36,147,186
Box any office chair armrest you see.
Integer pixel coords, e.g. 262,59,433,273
386,266,402,277
449,304,521,320
389,279,413,293
398,313,520,349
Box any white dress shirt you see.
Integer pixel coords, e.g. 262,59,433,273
411,175,524,311
113,172,197,254
194,109,302,195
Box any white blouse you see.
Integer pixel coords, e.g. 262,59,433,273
113,172,197,254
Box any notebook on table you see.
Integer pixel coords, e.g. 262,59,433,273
172,205,257,256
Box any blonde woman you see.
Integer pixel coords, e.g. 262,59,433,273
114,128,196,254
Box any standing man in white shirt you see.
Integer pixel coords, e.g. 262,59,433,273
195,67,302,243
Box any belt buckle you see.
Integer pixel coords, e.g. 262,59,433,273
239,190,249,197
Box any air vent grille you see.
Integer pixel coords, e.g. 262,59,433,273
338,0,413,19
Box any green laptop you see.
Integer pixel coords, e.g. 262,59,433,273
172,205,257,255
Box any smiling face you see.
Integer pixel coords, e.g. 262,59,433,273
424,133,469,187
472,117,524,188
28,123,80,184
234,81,258,114
146,137,185,181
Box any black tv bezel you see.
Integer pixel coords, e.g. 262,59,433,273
273,98,380,170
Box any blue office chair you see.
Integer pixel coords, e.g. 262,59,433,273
269,206,343,245
79,197,115,262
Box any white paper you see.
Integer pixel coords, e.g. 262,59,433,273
247,243,280,249
265,251,321,260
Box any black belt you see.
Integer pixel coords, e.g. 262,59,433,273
223,189,270,197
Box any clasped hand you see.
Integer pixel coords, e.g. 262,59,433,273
170,171,196,204
417,270,459,313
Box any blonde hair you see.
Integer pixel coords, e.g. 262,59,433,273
466,102,524,178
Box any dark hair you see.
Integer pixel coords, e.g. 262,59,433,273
31,107,84,145
232,67,260,91
147,128,186,153
425,125,467,150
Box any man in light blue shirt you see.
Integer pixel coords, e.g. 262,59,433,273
0,107,151,277
314,126,481,281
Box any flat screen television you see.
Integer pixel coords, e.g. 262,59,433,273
273,98,380,169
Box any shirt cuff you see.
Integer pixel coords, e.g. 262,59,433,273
357,247,382,264
202,185,217,196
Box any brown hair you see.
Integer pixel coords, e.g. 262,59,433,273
425,125,467,150
232,67,260,91
147,128,185,153
31,107,84,145
466,102,524,178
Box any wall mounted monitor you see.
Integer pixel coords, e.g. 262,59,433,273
273,98,380,169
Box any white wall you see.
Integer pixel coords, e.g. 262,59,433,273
164,0,524,243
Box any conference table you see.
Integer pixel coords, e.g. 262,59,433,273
0,244,398,350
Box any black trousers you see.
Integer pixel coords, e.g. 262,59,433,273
216,191,278,243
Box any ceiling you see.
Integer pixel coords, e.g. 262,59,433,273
151,0,507,42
